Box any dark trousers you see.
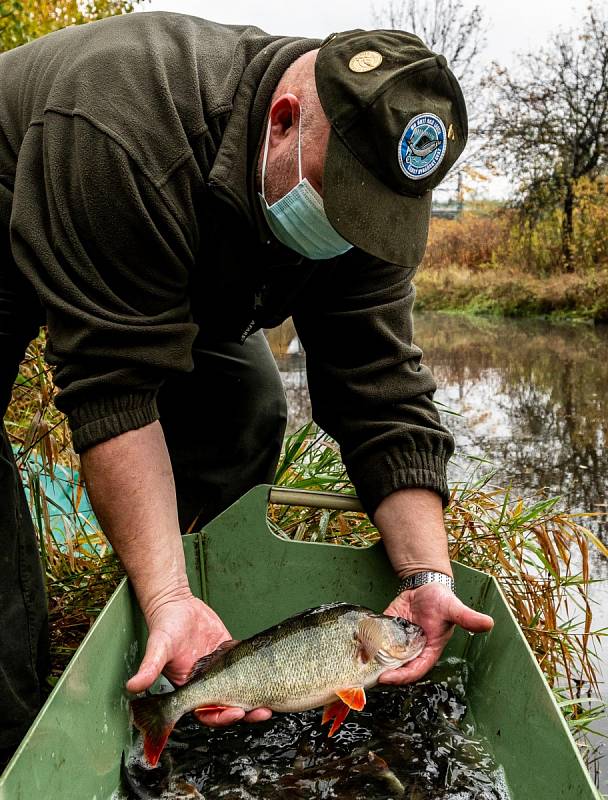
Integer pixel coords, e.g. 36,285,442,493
0,261,48,752
1,257,287,750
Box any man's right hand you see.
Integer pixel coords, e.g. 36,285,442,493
125,594,272,727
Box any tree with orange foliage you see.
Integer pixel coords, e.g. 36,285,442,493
0,0,142,53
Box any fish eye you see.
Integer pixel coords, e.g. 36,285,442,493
393,616,416,632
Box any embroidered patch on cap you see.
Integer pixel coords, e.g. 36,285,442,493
349,50,383,73
398,113,447,180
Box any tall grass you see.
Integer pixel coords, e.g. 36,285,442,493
423,208,510,273
7,334,122,684
425,179,608,277
414,262,608,320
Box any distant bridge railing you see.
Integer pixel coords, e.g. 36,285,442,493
431,203,462,219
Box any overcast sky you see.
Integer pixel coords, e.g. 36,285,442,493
143,0,597,67
142,0,604,199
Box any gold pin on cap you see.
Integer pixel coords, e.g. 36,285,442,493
349,50,383,73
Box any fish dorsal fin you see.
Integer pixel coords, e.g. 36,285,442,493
186,639,239,682
355,615,386,664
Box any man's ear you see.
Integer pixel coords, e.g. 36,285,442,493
268,93,301,148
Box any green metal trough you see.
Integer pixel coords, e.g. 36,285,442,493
0,484,600,799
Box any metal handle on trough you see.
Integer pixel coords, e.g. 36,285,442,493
268,487,364,512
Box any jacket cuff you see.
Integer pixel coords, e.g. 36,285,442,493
68,391,160,453
347,446,451,519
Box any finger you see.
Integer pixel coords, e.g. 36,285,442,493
379,662,428,685
126,630,170,693
383,598,410,618
194,707,245,727
446,596,494,633
243,708,272,723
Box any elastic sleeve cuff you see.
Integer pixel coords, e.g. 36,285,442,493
68,391,160,453
346,447,451,519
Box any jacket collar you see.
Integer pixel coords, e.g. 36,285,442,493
208,34,321,250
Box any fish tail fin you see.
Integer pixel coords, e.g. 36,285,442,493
130,695,176,767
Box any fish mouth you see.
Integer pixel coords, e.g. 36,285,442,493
375,634,426,670
386,618,427,665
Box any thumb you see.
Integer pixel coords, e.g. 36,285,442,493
446,595,494,634
125,629,170,694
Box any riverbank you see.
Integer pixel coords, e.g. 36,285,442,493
414,264,608,321
418,193,608,321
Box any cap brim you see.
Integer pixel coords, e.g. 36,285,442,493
322,130,431,268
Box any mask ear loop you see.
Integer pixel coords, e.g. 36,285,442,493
261,105,303,201
261,116,272,201
296,105,303,183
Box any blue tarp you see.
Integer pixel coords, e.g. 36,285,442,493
16,452,98,540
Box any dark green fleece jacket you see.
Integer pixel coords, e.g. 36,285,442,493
0,11,454,516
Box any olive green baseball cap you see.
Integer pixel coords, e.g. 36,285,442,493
315,29,468,267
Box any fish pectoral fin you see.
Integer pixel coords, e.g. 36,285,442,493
322,698,351,737
355,616,386,663
336,687,366,711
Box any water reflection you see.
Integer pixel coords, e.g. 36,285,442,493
272,313,608,548
414,314,608,547
277,354,310,434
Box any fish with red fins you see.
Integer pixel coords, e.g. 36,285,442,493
131,603,426,766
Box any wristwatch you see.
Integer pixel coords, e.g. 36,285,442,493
398,571,455,594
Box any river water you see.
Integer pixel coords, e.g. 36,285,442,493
271,311,608,792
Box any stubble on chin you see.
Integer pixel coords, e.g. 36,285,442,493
258,144,298,205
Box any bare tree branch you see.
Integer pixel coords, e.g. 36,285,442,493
482,7,608,269
372,0,487,92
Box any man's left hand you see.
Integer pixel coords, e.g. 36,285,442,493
379,583,494,685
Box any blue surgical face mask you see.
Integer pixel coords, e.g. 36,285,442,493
258,110,353,260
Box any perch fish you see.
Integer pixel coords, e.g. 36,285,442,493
131,603,425,766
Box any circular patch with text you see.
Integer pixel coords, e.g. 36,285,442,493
398,113,447,181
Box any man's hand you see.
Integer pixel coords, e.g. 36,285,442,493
372,488,493,683
81,424,271,729
379,583,494,685
125,594,272,727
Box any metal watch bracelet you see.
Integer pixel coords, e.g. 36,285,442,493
398,571,455,594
